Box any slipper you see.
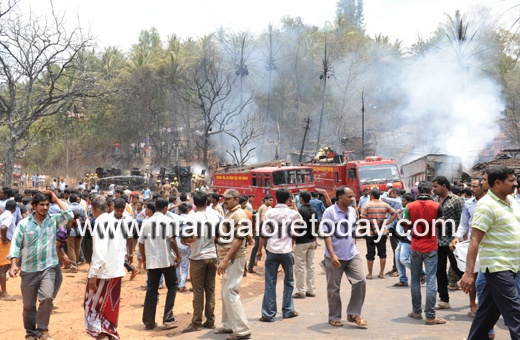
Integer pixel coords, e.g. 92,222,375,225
378,274,385,279
328,319,343,327
347,314,368,328
467,311,476,318
214,327,233,334
425,316,446,325
394,282,409,287
366,275,373,280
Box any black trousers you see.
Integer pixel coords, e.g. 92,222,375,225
389,230,399,271
436,245,463,302
248,236,260,270
468,270,520,340
142,266,178,328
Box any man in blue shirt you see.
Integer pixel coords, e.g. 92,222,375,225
309,192,326,221
142,186,151,200
322,186,368,328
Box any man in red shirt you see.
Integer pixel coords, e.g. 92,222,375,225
403,181,446,325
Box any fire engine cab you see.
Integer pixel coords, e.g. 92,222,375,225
308,154,403,201
212,161,316,208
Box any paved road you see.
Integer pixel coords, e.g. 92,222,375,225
180,240,509,339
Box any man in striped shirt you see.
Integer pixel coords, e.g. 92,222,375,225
461,166,520,339
8,191,73,340
360,188,397,279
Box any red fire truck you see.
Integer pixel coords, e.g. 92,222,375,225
309,155,403,201
0,163,22,185
212,162,316,207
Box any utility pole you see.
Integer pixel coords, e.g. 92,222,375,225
299,117,311,163
361,89,365,159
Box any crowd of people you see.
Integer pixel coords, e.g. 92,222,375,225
1,165,520,339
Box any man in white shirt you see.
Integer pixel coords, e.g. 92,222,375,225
181,191,220,333
175,203,191,293
0,200,16,301
138,198,179,330
84,194,126,339
257,188,301,322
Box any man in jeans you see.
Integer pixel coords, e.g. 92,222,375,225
393,193,415,287
322,186,368,328
138,198,179,330
432,175,464,309
403,181,446,325
181,191,220,333
257,189,301,321
293,191,318,299
8,191,73,340
461,166,520,339
176,203,191,292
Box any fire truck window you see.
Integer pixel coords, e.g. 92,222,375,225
296,169,313,184
264,176,271,187
335,172,339,183
273,171,288,186
347,169,357,180
358,164,399,185
258,174,263,187
252,175,257,187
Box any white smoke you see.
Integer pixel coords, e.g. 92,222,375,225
398,16,503,169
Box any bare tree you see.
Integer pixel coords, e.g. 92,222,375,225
185,36,253,168
225,113,261,166
0,2,99,185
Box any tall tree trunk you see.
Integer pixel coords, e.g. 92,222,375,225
4,136,17,187
316,76,328,153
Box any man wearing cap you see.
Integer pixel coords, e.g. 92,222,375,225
215,189,251,339
154,180,162,194
162,180,172,199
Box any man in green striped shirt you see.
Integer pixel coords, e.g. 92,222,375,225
8,191,73,340
460,166,520,339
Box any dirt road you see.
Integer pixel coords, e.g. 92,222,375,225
0,255,265,339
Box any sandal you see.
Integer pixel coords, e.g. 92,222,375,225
407,312,423,320
467,311,476,318
425,316,446,325
214,327,233,334
258,316,273,322
1,294,16,301
378,274,385,279
394,282,409,287
283,311,299,319
226,333,251,340
328,319,343,327
365,275,373,280
347,314,368,328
